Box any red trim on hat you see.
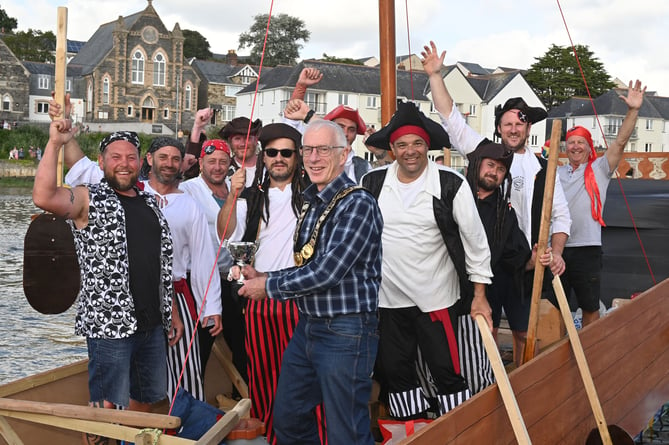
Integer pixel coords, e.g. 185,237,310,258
389,125,431,146
323,105,366,135
201,139,231,158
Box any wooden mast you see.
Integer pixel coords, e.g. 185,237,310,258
379,0,396,125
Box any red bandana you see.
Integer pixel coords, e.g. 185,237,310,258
566,126,605,226
389,125,431,147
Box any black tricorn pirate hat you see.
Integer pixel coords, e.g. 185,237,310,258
364,100,451,151
219,116,263,140
493,97,547,137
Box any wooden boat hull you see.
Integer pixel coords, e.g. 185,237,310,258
0,343,236,444
401,277,669,444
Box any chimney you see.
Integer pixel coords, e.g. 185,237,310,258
227,49,238,65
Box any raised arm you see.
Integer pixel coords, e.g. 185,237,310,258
290,67,323,101
216,168,246,240
32,119,89,227
421,41,454,116
606,80,645,171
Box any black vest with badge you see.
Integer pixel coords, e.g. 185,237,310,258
362,168,474,315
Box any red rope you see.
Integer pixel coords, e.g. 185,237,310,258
167,1,275,416
556,0,656,285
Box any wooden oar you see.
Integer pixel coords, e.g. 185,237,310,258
522,119,561,364
552,277,632,445
22,6,80,314
475,315,531,445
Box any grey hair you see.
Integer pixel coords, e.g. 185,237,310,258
305,119,347,149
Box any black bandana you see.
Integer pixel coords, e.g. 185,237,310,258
99,131,141,153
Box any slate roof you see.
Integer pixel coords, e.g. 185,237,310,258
237,60,431,101
22,61,82,77
191,60,253,84
547,97,592,118
69,11,144,75
67,40,86,53
458,62,491,76
466,72,520,103
570,89,663,118
646,95,669,119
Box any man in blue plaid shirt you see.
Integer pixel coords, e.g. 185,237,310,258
238,119,383,445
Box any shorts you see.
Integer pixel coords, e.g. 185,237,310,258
487,271,530,332
557,246,602,313
87,325,167,408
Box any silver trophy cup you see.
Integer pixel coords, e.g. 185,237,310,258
226,241,258,284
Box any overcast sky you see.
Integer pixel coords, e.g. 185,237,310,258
4,0,668,96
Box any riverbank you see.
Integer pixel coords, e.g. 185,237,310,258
0,160,37,179
0,176,34,192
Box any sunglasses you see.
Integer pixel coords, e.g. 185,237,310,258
264,148,296,158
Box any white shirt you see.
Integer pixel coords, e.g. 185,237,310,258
227,184,297,272
142,181,222,320
377,161,492,312
179,176,234,270
558,156,612,246
438,103,571,244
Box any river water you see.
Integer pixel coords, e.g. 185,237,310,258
0,190,86,385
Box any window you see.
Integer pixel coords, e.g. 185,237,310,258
605,117,622,136
163,108,169,119
97,111,109,119
127,105,133,116
592,117,596,129
132,51,145,84
2,96,10,111
38,75,50,90
531,135,538,146
646,119,653,130
366,96,379,109
645,143,652,152
36,102,49,113
469,104,477,116
338,94,349,106
102,78,110,104
153,53,165,86
225,85,242,96
184,85,192,111
305,92,320,112
87,83,93,112
66,79,71,92
221,105,236,121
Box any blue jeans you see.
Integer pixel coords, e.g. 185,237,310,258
273,312,379,445
87,325,167,408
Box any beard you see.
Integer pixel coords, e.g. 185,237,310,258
105,170,139,192
152,165,179,186
268,162,295,183
478,175,500,192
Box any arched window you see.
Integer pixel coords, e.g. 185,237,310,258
153,53,165,86
102,78,110,104
184,84,192,111
132,51,145,84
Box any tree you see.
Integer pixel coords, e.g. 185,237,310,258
238,13,310,66
0,7,18,33
182,29,213,60
3,29,56,62
525,44,616,109
322,53,363,65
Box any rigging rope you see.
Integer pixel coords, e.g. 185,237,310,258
167,0,275,417
403,0,415,100
556,0,656,285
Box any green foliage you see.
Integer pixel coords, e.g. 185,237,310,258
3,29,56,62
238,13,310,66
0,125,49,159
525,44,616,109
321,53,363,65
0,7,18,33
183,29,213,60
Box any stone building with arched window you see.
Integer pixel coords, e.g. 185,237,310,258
68,0,199,134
